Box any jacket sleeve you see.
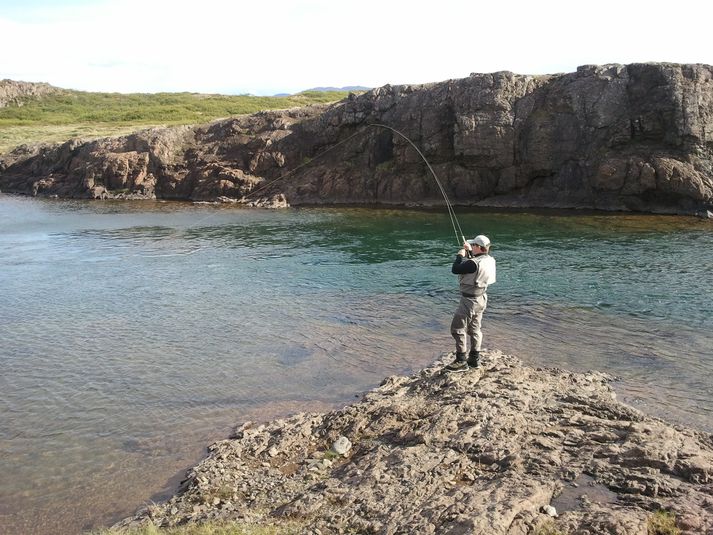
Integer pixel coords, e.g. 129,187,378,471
452,256,478,275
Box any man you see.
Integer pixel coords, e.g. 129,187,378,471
445,234,497,372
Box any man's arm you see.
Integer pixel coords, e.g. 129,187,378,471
452,255,478,274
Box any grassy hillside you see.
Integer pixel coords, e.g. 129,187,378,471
0,89,352,154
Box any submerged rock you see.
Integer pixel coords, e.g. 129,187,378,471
114,351,713,534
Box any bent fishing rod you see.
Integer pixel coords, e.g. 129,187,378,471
243,123,468,247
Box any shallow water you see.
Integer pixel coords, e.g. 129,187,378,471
1,195,712,535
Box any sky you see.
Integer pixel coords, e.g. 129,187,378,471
0,0,711,95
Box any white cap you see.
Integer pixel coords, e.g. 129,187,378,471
469,235,490,248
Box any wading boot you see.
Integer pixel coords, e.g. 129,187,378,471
467,350,480,369
445,352,468,372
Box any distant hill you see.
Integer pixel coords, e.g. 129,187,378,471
273,86,371,96
304,86,371,92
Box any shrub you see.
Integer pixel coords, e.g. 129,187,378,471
647,510,681,535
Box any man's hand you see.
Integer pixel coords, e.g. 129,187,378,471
463,241,473,252
457,248,466,257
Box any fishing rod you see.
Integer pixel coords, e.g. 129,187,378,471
243,122,467,246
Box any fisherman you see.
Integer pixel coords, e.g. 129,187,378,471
445,235,497,372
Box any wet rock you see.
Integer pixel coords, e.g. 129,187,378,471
243,193,289,209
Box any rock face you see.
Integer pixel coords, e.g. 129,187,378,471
0,79,63,108
2,63,713,214
0,110,315,204
116,351,713,534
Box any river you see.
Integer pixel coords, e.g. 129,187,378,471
1,194,711,534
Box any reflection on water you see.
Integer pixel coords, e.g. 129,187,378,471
0,195,712,535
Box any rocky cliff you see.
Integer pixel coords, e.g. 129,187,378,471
0,79,63,108
1,63,712,214
114,351,713,534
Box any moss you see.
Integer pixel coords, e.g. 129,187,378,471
323,448,341,461
376,159,396,172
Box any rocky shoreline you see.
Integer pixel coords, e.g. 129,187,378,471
2,63,713,216
114,351,713,534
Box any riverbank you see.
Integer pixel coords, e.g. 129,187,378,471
3,64,713,215
112,350,713,534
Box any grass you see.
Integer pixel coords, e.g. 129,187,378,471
0,124,157,154
0,89,354,154
648,510,680,535
92,520,303,535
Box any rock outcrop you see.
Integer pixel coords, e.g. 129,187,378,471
2,63,713,214
0,79,63,108
115,351,713,535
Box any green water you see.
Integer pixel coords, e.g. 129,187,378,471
1,195,712,535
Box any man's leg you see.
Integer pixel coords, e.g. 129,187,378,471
450,298,470,356
467,295,487,367
447,298,470,371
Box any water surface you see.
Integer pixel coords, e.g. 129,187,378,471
1,195,712,535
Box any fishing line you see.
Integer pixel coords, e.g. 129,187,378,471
367,123,466,246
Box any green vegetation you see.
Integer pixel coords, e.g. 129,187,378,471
0,89,353,154
93,520,303,535
323,448,341,461
0,90,351,125
0,123,149,154
648,510,681,535
376,159,396,172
